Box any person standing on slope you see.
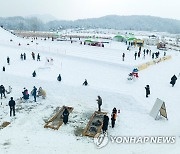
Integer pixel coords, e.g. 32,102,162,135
82,79,88,86
32,52,35,60
170,75,177,87
96,96,102,112
63,108,69,124
37,53,40,61
145,85,150,97
0,85,6,99
32,86,37,102
57,74,61,81
7,57,10,65
102,115,109,133
9,97,15,116
111,107,117,128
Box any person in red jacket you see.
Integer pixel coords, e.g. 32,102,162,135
111,107,117,128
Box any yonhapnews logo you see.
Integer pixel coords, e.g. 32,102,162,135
94,135,176,148
94,133,109,148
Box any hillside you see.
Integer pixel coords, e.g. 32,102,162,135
0,27,180,154
1,15,180,33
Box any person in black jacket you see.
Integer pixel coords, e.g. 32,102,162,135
32,70,36,77
32,86,37,102
7,57,10,65
111,112,117,128
20,53,23,60
62,108,69,124
170,75,177,87
23,53,26,60
57,74,61,81
0,85,6,99
102,115,109,133
2,66,5,72
37,53,40,61
9,97,15,116
82,79,88,86
145,85,150,97
111,108,117,128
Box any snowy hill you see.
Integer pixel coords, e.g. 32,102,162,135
0,27,180,154
1,15,180,33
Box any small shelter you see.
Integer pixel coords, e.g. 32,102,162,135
144,35,159,46
150,98,168,120
157,42,167,50
113,35,124,42
135,39,144,47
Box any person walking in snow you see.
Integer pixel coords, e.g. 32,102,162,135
57,74,61,81
2,66,5,72
32,70,36,77
82,79,88,86
152,53,155,59
62,108,69,124
146,49,149,55
138,51,141,58
32,52,35,60
145,85,150,98
20,53,23,60
96,96,102,112
122,53,125,61
9,97,15,116
170,75,177,87
102,115,109,133
143,49,146,55
164,52,166,57
134,52,137,60
0,85,6,99
111,108,117,128
7,57,10,65
23,53,26,60
32,86,37,102
37,53,40,61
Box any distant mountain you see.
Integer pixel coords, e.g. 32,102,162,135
0,15,180,34
47,15,180,34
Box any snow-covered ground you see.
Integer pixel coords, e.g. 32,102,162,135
0,27,180,154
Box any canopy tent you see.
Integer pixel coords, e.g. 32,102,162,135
113,35,125,42
84,39,93,43
128,37,137,41
135,39,144,47
150,98,168,120
84,39,104,47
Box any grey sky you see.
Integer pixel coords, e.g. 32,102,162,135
1,0,180,20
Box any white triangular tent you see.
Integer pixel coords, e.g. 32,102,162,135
150,98,168,120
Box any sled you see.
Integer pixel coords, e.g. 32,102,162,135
83,111,107,137
0,121,10,130
16,97,33,103
44,106,73,130
127,73,134,80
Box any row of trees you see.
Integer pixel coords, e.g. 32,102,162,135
0,15,180,33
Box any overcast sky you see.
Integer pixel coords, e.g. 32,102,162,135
1,0,180,20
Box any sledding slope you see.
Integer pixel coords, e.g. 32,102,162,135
0,27,180,154
0,27,18,40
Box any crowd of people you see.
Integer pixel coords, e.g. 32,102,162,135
123,45,167,62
